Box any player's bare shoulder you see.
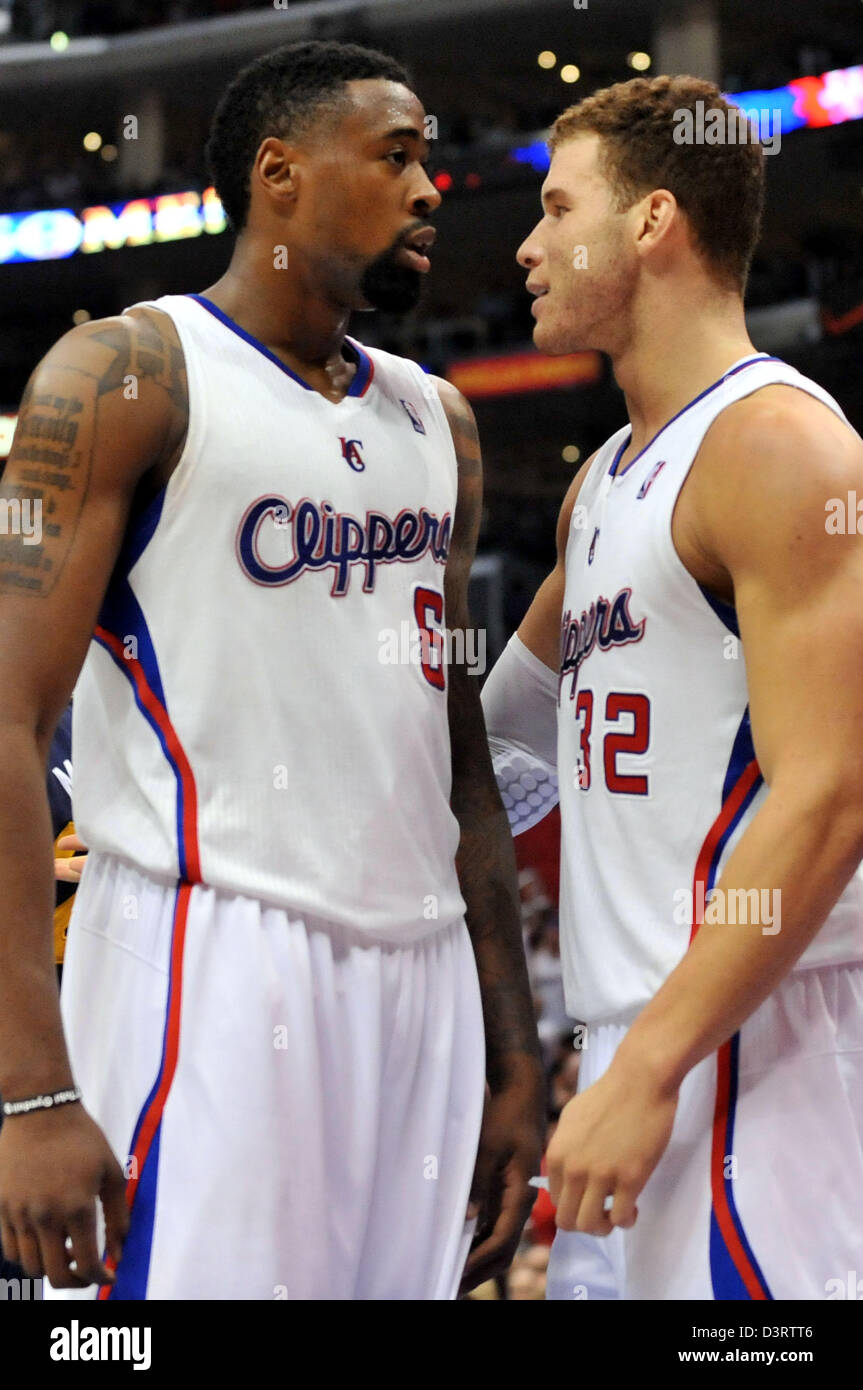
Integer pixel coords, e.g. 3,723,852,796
86,305,189,467
24,306,188,460
685,382,863,568
556,452,597,565
429,376,481,476
426,378,481,614
0,310,188,600
697,383,856,492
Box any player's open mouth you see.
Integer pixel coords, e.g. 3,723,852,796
396,246,432,273
396,227,436,274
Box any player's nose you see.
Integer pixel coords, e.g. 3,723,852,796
410,168,442,217
517,229,544,269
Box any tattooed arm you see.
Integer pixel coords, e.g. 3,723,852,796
435,377,544,1292
0,309,187,1289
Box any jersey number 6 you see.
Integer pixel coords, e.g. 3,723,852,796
414,586,446,691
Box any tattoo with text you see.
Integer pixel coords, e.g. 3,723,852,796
0,313,187,598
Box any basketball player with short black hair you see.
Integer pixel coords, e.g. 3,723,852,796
483,75,863,1299
0,40,544,1300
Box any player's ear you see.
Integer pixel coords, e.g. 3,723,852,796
633,188,678,257
254,138,302,210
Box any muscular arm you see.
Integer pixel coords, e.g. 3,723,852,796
0,308,186,1286
435,377,544,1288
619,390,863,1087
436,378,541,1088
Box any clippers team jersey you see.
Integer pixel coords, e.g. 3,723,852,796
71,293,466,941
558,354,863,1023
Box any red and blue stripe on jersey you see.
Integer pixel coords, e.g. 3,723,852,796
92,487,200,1298
99,882,190,1300
690,695,773,1301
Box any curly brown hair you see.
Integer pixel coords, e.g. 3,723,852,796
549,75,765,294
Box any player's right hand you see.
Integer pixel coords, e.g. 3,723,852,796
54,832,88,883
0,1102,129,1288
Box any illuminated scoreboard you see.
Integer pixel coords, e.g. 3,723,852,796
0,186,227,265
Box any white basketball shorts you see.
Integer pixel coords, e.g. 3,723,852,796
547,962,863,1300
45,850,485,1300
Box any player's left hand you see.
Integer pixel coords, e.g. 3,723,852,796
459,1062,544,1294
547,1059,679,1235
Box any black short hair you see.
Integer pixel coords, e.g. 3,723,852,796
206,39,412,232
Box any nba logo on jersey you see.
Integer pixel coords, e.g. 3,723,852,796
400,399,426,435
637,460,667,498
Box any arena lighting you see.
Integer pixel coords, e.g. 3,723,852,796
560,65,580,84
433,171,453,191
509,138,551,172
511,61,863,172
0,415,16,458
628,52,652,72
49,31,69,52
0,187,227,265
448,350,601,399
83,132,103,152
823,299,863,336
730,63,863,132
538,52,557,70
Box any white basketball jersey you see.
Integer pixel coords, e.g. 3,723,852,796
71,293,466,940
558,354,863,1023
